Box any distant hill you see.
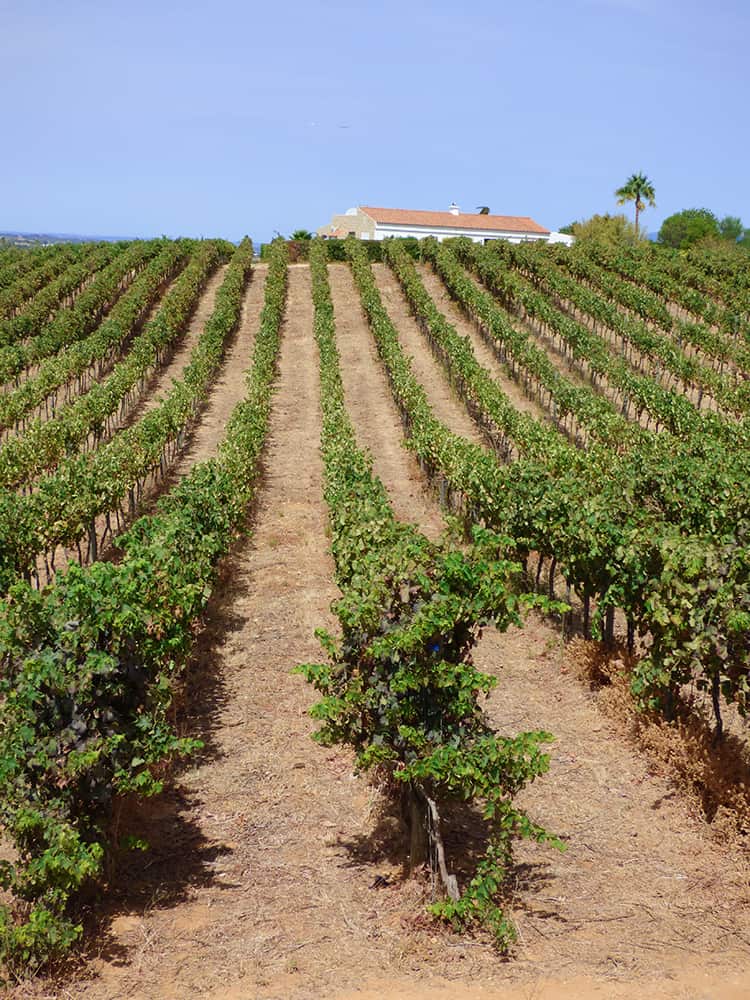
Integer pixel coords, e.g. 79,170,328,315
0,230,133,247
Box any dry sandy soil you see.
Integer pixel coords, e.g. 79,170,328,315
10,261,750,1000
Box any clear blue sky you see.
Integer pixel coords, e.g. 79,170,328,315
1,0,747,242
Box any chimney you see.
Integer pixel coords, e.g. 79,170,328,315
449,202,460,216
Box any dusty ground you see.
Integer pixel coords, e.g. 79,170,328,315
10,261,750,1000
144,263,270,491
416,261,556,424
122,263,229,426
328,262,446,539
371,262,487,451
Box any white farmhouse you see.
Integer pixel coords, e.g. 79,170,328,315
317,204,573,245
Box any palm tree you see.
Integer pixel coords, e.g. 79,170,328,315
615,172,656,238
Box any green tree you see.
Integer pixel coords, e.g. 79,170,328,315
658,208,719,249
290,229,314,240
718,216,745,242
615,172,656,238
564,213,640,246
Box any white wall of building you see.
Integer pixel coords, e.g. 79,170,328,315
547,231,575,246
370,223,549,244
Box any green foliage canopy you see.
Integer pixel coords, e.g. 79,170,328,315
560,213,640,246
658,209,750,250
658,208,720,248
718,215,744,242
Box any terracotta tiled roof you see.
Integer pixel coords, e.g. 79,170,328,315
360,206,549,235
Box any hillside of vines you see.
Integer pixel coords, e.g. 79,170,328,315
1,234,749,999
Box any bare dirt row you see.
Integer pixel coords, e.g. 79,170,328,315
144,263,270,494
122,263,230,428
328,262,446,539
416,261,556,424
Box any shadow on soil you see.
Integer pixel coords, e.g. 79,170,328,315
46,523,260,982
570,638,750,836
335,787,560,914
